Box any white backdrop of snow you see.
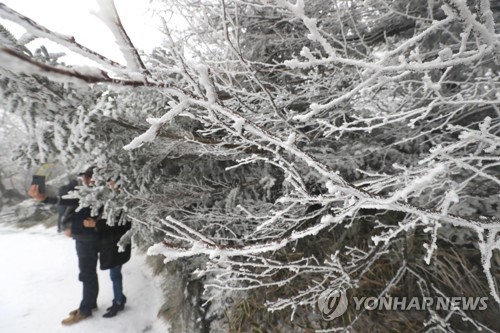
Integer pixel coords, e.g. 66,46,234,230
0,225,168,333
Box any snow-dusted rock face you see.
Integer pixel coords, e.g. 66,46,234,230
0,199,52,224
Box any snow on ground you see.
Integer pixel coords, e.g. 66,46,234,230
0,224,169,333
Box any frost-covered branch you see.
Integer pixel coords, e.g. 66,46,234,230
94,0,150,76
0,46,169,88
0,2,128,74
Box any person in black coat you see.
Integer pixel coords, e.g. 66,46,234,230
83,210,131,318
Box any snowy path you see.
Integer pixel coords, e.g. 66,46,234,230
0,225,168,333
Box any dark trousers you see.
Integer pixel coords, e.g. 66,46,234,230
57,205,66,232
75,239,100,315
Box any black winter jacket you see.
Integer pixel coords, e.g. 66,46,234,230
44,196,99,241
43,196,132,269
96,217,132,270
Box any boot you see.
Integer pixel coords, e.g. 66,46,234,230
61,310,91,325
103,296,126,318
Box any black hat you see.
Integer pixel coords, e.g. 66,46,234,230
79,166,95,178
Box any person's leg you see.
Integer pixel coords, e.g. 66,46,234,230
109,265,124,304
103,265,126,318
75,240,99,316
57,205,65,232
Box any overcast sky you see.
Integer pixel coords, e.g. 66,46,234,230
0,0,163,65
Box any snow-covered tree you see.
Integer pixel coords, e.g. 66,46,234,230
0,0,499,331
